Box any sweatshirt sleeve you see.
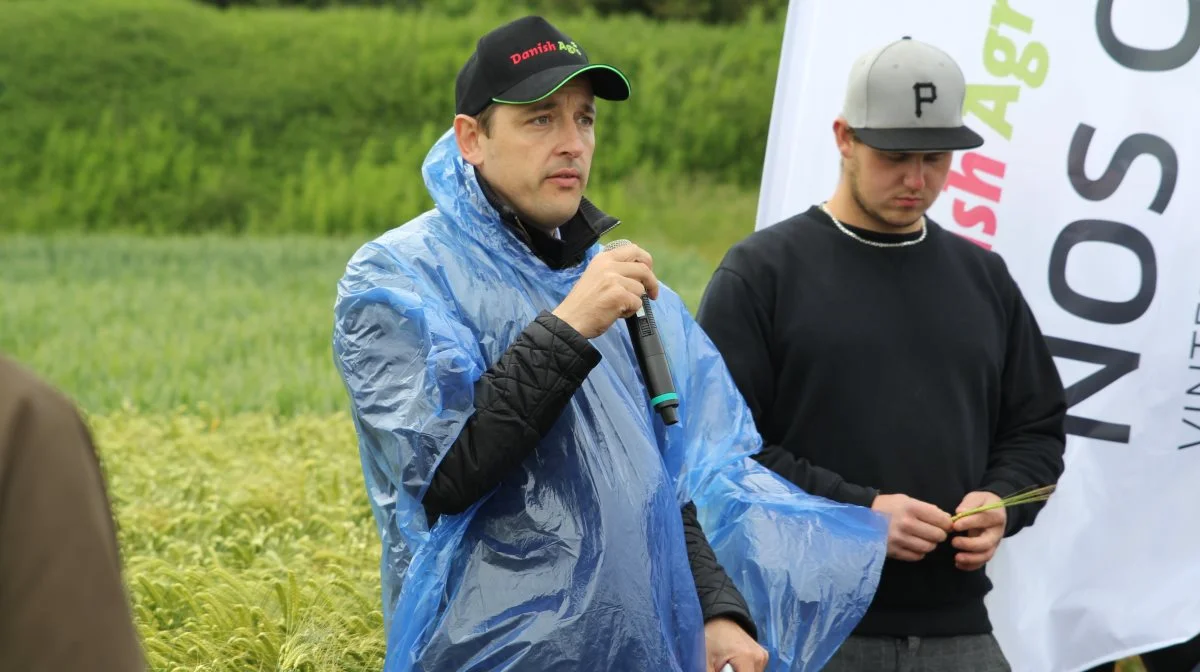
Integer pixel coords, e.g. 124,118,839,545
696,265,878,508
980,277,1068,537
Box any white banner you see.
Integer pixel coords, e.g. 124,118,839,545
756,1,1200,670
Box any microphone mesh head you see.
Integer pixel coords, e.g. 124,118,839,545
603,239,632,251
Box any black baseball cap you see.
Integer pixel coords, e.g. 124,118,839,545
455,16,631,117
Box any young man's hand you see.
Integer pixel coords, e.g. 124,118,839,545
951,491,1006,571
871,493,953,562
704,617,769,672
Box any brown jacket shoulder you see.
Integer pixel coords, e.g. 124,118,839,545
0,355,146,672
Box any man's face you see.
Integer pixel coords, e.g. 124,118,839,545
836,120,953,229
456,78,596,231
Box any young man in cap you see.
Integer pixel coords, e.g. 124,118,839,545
697,37,1068,671
333,15,772,671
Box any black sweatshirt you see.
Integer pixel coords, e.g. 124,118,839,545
696,205,1067,637
419,172,758,640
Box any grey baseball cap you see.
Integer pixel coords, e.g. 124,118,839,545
841,36,984,152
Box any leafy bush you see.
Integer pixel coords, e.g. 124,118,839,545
0,0,783,233
188,0,790,24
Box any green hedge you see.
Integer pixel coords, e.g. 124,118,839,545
0,0,783,233
189,0,789,24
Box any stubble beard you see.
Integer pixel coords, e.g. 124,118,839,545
848,163,925,231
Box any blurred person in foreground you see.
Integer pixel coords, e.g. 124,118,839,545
331,14,887,672
697,37,1067,672
0,354,146,671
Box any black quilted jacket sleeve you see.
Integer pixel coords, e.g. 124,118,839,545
422,310,758,638
422,310,601,522
681,501,758,639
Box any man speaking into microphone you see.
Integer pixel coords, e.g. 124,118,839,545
330,15,771,672
332,15,888,672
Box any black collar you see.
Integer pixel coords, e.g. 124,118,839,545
474,167,619,270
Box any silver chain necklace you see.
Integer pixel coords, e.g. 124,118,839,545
820,201,927,248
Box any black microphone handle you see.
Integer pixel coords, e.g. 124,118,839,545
625,295,679,425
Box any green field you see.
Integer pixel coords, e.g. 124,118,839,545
0,232,727,417
0,0,781,235
1,237,387,669
97,410,382,670
0,232,737,671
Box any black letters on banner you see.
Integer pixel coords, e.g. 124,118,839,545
1039,4,1192,444
1048,219,1157,325
1048,116,1181,439
1046,337,1140,443
1051,114,1180,441
1068,124,1178,214
1096,0,1200,71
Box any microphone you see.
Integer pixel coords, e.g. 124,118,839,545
604,239,680,426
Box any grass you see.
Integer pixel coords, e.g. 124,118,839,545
950,485,1057,523
97,410,383,671
0,0,783,233
0,223,734,417
0,235,363,416
0,231,732,670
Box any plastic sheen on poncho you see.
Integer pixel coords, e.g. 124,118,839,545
331,128,888,672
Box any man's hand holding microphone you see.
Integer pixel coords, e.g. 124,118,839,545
551,242,659,338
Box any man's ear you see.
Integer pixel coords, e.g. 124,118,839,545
833,117,855,161
454,114,485,167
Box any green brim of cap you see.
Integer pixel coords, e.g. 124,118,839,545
491,64,631,106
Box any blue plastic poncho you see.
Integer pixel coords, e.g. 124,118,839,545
332,128,888,671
